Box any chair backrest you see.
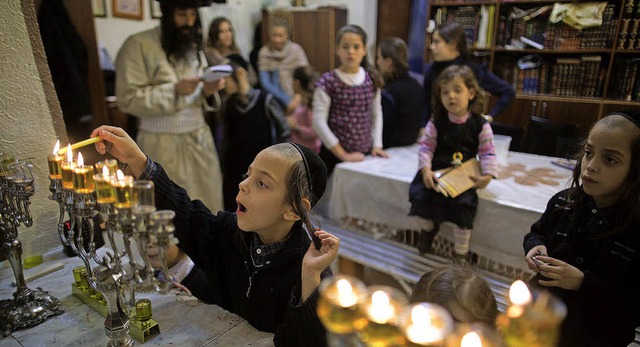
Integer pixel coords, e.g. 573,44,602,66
523,116,580,158
491,122,525,152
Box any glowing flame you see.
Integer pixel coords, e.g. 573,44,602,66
116,169,125,181
461,332,482,347
66,144,73,163
509,280,532,306
411,304,431,326
368,290,394,323
77,152,84,167
53,140,60,155
102,165,110,178
336,279,357,307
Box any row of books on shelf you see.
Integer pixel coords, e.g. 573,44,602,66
495,5,616,50
619,1,640,50
433,5,495,49
496,56,605,98
609,57,640,101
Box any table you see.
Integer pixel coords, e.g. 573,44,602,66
0,247,274,346
323,145,573,276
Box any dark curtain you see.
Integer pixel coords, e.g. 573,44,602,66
408,0,428,73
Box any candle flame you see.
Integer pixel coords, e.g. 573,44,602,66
336,279,357,307
66,144,73,163
102,165,110,178
509,280,532,306
116,169,125,181
371,290,389,307
77,152,84,167
461,332,482,347
411,304,431,326
53,140,60,155
368,290,394,323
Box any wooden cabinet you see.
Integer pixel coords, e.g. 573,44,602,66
262,6,347,74
427,0,640,131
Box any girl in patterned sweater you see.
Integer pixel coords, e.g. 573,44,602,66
409,65,498,260
312,24,388,174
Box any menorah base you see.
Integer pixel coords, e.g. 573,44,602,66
72,283,160,343
0,287,64,337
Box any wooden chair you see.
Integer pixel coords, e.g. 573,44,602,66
522,116,580,158
491,122,525,152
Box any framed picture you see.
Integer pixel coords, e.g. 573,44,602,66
150,0,162,19
93,0,106,17
112,0,143,20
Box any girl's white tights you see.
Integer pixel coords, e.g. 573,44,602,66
453,227,471,255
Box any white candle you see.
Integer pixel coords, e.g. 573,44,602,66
405,304,446,344
336,279,358,307
367,290,395,323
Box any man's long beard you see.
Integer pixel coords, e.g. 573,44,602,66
161,21,198,62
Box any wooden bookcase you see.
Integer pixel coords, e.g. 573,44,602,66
426,0,640,135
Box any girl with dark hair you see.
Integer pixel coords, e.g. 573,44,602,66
204,16,240,65
523,109,640,347
376,37,425,148
312,24,388,173
423,22,515,124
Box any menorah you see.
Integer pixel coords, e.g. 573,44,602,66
0,153,63,336
47,141,177,346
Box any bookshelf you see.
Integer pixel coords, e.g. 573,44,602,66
426,0,640,135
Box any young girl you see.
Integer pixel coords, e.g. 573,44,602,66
523,110,640,347
313,24,388,174
287,65,321,153
91,125,339,347
221,54,290,211
258,17,309,112
410,263,498,327
376,37,425,148
409,65,497,259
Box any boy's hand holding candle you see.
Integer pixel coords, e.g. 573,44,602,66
91,126,147,178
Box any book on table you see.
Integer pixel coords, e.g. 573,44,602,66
433,158,482,198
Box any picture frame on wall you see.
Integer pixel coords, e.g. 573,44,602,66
150,0,162,19
93,0,106,17
112,0,143,20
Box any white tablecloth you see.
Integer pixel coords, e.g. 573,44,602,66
325,144,573,273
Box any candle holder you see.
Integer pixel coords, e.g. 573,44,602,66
446,323,505,347
399,303,454,347
49,152,175,345
0,155,63,336
317,275,368,346
496,281,566,347
355,286,409,347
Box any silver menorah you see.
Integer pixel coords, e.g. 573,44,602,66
0,154,63,336
49,151,176,346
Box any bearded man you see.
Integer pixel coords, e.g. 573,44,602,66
115,0,223,212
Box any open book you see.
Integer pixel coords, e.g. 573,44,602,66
433,158,481,198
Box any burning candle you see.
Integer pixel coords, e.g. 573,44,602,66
446,323,503,347
72,152,95,194
496,280,566,347
357,286,408,347
95,159,118,176
400,303,454,346
317,275,368,335
112,169,133,209
460,332,482,347
61,145,76,190
47,140,63,179
94,165,116,205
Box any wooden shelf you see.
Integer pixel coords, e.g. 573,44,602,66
494,48,613,54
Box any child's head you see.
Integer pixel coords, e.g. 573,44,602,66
410,264,498,327
224,53,250,95
432,65,483,119
268,16,290,51
236,143,327,241
376,37,409,82
335,24,384,89
292,65,318,106
208,16,238,52
572,109,640,212
430,22,470,62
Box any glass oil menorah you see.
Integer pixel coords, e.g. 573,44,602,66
0,153,63,336
48,143,177,346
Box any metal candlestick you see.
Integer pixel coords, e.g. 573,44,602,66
0,156,63,336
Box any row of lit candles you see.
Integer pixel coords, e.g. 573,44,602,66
317,276,566,347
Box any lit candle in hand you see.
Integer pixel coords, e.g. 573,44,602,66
47,140,63,179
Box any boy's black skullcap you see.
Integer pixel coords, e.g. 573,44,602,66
289,143,327,207
613,109,640,129
225,54,249,72
156,0,213,8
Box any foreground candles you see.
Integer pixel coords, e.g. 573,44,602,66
446,323,503,347
94,165,116,205
357,286,408,347
113,170,133,209
317,275,368,335
47,140,62,179
72,152,95,194
400,303,454,346
61,145,76,190
496,280,566,347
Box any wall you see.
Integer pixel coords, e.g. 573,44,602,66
95,0,377,64
0,0,66,262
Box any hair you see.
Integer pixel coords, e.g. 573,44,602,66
378,37,410,82
269,143,321,235
567,110,640,237
225,53,249,85
434,22,471,61
410,264,498,327
208,17,239,53
159,4,203,61
336,24,384,89
432,65,484,121
293,65,319,107
270,16,290,35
